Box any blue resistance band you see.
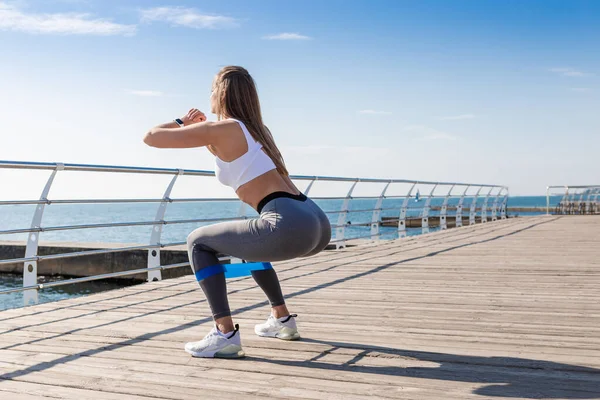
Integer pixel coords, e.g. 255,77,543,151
194,262,273,281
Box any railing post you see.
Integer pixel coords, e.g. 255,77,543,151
371,181,391,241
491,188,502,221
23,163,64,306
546,186,550,215
567,189,575,214
582,189,590,215
440,184,455,230
585,188,597,215
147,169,183,282
481,187,493,223
469,187,482,225
398,183,417,238
593,188,600,214
303,177,317,196
335,180,358,249
456,185,469,228
421,184,437,234
577,191,586,214
568,187,575,214
559,187,569,215
500,188,509,219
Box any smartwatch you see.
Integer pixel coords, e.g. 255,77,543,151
174,118,184,127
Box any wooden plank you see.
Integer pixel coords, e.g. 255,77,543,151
0,379,158,399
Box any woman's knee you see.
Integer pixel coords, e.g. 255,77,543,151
187,227,220,271
187,227,213,250
186,228,200,249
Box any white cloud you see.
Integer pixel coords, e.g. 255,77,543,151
127,90,164,97
570,87,591,92
262,32,311,40
140,7,238,29
404,125,457,141
550,67,594,77
0,1,136,35
438,114,475,120
358,109,392,115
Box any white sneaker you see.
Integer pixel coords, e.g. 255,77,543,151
255,313,300,341
184,324,245,358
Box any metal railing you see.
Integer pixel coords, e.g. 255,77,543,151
0,160,508,306
546,185,600,215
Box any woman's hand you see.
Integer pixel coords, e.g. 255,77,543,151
181,108,207,126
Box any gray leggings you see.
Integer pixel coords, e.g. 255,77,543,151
186,192,331,319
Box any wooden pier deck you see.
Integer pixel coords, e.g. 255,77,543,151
1,216,599,399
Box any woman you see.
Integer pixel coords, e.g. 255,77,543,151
143,66,331,358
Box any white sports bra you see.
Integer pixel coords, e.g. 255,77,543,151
214,119,277,191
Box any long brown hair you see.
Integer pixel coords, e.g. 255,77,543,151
212,66,289,176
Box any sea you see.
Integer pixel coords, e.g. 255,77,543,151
0,195,560,311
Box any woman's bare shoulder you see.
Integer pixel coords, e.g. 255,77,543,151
209,119,248,158
211,119,245,137
214,118,242,128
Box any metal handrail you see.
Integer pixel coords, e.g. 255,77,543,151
0,193,502,205
1,159,508,306
0,197,242,206
546,185,600,215
0,160,505,188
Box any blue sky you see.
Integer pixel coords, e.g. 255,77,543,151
0,0,598,198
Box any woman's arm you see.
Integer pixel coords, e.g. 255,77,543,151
155,108,205,129
154,121,181,129
143,121,220,148
143,108,213,148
